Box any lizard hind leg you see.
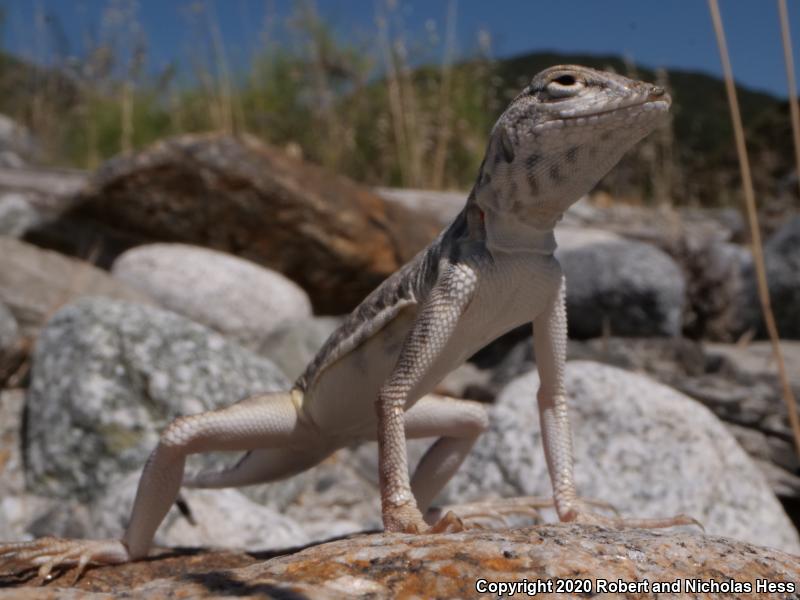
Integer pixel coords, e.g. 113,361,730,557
0,390,314,582
403,394,496,533
183,445,332,489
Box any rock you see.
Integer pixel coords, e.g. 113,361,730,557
90,472,309,552
3,526,799,598
0,114,37,167
0,389,26,496
0,389,57,542
0,302,18,356
111,244,312,348
745,215,800,338
25,297,289,501
512,336,800,508
0,237,151,338
376,187,465,226
47,134,440,314
252,316,342,381
0,193,41,237
443,360,800,553
435,361,494,402
555,228,686,338
678,237,753,341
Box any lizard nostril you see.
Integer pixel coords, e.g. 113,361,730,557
650,86,665,97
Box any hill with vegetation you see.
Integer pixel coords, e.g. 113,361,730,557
0,38,795,210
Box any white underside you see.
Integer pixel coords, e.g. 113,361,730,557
304,249,563,445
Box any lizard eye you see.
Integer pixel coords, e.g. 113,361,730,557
545,74,584,98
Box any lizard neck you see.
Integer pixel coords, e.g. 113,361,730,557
482,206,557,255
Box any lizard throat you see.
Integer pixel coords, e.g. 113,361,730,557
482,206,557,255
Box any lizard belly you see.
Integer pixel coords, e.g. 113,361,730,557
304,306,418,442
305,252,561,444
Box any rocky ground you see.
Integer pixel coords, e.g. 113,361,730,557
1,124,799,597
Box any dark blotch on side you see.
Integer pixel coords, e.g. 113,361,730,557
525,153,541,169
566,147,578,163
499,127,515,163
527,173,539,196
549,164,563,183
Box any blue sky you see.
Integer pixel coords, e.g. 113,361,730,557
3,1,800,98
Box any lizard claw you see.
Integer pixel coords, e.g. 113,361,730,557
0,537,129,583
428,510,466,533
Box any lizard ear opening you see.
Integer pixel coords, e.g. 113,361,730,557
499,126,515,163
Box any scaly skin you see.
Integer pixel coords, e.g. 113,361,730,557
0,65,696,583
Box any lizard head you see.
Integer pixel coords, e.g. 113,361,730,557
474,64,670,234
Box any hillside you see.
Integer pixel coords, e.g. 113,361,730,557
0,45,795,209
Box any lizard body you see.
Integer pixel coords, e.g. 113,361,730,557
0,65,691,580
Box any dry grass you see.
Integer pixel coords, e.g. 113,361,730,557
708,0,800,456
0,0,675,199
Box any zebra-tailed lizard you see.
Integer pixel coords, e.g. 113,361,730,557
0,65,695,581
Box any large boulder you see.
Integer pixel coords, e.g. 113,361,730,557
37,134,441,314
442,360,800,554
555,228,685,338
25,298,289,501
2,526,799,598
111,243,312,347
0,237,151,338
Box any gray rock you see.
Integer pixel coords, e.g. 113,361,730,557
0,390,56,541
0,237,151,338
555,228,685,338
253,316,342,381
442,360,800,554
112,244,312,347
0,114,37,165
745,216,800,338
92,472,308,552
0,302,18,356
25,297,289,501
0,389,26,496
0,193,41,236
493,335,800,504
679,238,753,341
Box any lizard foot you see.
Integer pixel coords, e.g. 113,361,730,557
563,503,702,531
424,496,617,530
383,503,465,534
0,537,129,584
425,495,552,530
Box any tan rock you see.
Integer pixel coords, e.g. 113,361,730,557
65,134,440,314
0,237,151,338
2,525,799,599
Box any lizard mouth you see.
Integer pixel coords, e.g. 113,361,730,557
531,96,670,133
560,95,671,121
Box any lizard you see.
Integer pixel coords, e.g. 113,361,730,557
0,64,695,581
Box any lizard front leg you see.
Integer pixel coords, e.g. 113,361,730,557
377,262,477,534
533,277,698,529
